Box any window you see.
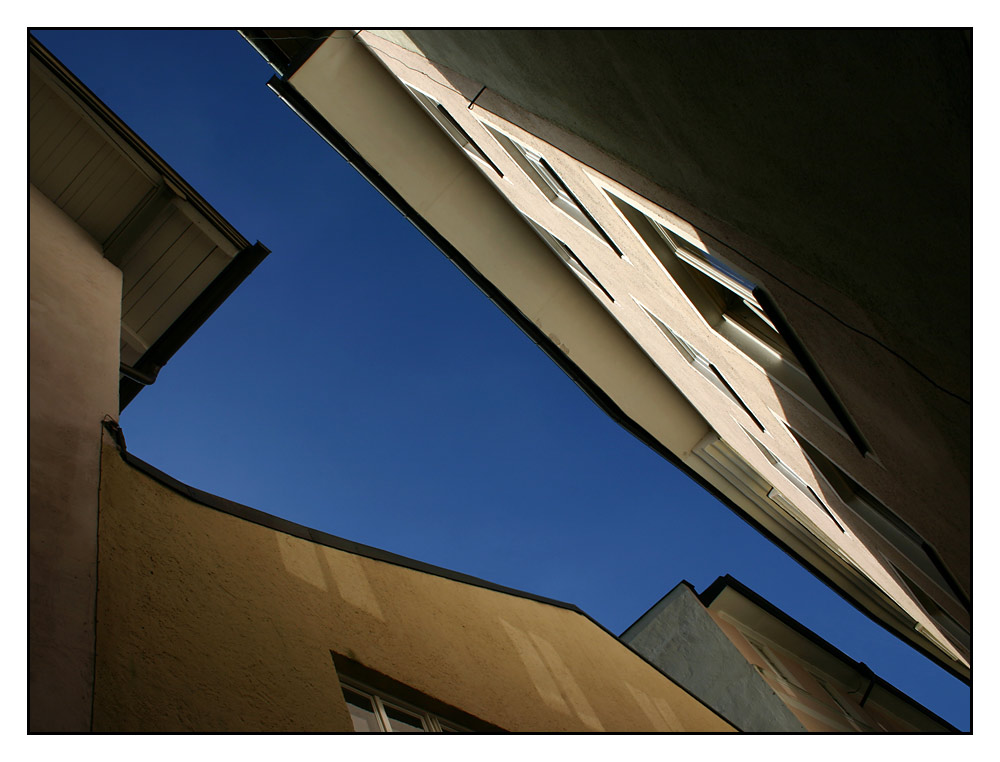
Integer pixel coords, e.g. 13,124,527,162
742,427,845,532
404,85,503,176
331,651,493,732
650,220,792,359
342,682,464,733
525,218,613,301
481,123,624,256
639,305,764,431
605,191,870,454
607,191,793,363
788,427,968,608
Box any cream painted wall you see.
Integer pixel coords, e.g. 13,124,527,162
29,184,123,731
287,34,711,461
94,443,734,732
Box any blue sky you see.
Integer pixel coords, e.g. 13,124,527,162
31,28,970,730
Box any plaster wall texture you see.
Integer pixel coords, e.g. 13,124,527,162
353,33,968,666
623,585,805,732
710,612,913,732
29,184,123,731
93,443,735,733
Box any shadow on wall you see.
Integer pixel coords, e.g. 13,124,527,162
498,617,604,730
739,322,971,675
277,534,386,621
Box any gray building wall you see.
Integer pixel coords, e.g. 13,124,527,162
622,583,806,732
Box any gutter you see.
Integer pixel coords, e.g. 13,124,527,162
698,575,961,731
119,241,270,410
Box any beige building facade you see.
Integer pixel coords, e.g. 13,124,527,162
94,435,734,732
244,30,970,680
623,577,957,732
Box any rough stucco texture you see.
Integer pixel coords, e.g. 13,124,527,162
29,185,122,731
94,445,734,732
622,586,805,732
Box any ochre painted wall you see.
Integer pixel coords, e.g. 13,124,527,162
29,185,122,731
94,442,734,732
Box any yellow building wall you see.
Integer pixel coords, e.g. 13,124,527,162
93,438,734,732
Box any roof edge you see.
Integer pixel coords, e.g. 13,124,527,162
698,575,962,731
29,33,253,252
104,422,742,731
118,241,270,410
108,429,584,614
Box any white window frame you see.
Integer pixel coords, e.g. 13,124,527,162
341,680,464,733
648,218,790,359
526,217,614,301
740,426,845,532
637,301,765,431
403,84,503,176
478,122,617,247
603,189,856,438
651,220,779,333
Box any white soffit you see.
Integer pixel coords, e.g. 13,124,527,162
29,39,252,378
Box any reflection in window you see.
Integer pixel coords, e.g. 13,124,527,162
344,687,384,732
341,683,462,733
383,703,427,732
650,220,793,360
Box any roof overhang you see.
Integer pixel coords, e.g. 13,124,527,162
699,575,959,732
29,36,270,410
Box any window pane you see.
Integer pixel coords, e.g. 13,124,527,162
343,687,383,732
383,703,428,732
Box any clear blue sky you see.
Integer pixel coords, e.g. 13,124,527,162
32,29,970,731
